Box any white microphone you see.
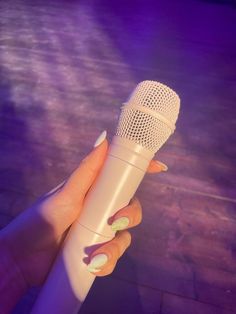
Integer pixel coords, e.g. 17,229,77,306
32,81,180,314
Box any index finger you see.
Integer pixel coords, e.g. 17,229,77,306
147,160,168,173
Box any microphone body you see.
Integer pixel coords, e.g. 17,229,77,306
32,137,154,314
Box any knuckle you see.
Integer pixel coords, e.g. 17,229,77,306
125,231,132,246
110,241,122,258
134,197,142,212
120,230,132,248
130,197,142,212
137,206,142,224
128,198,142,226
134,198,142,224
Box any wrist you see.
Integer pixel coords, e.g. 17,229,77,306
0,235,28,313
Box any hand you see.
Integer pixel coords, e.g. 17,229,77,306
0,133,167,311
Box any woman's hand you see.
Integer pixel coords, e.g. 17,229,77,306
0,131,167,311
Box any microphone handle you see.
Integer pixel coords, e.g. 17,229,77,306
31,137,153,314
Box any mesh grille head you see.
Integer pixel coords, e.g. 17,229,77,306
116,81,180,152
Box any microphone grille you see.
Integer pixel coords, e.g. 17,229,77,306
116,81,180,152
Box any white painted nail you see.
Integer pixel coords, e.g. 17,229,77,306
87,254,108,273
111,217,130,231
93,130,107,147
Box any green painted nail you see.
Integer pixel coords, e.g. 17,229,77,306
111,217,130,231
87,266,101,273
87,254,108,273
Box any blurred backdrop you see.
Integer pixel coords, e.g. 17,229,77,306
0,0,236,313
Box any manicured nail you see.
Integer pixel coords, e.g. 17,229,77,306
87,267,101,273
111,217,130,231
87,254,108,273
155,161,168,171
93,130,107,147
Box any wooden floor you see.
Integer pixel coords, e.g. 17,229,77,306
0,0,236,313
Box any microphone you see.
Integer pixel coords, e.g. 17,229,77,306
32,81,180,314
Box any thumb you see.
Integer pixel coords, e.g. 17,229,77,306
61,137,108,204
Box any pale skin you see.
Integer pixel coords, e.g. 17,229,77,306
0,137,167,312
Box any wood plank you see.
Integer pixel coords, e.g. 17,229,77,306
161,293,235,314
195,282,236,312
113,251,195,298
81,276,161,314
194,265,236,291
137,185,236,272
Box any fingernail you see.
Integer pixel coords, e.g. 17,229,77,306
111,217,130,231
155,161,168,171
87,267,101,273
87,253,108,273
93,130,107,147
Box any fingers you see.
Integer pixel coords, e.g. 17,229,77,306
147,160,168,173
86,197,142,276
110,197,142,231
37,136,108,238
60,138,108,204
87,230,131,276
